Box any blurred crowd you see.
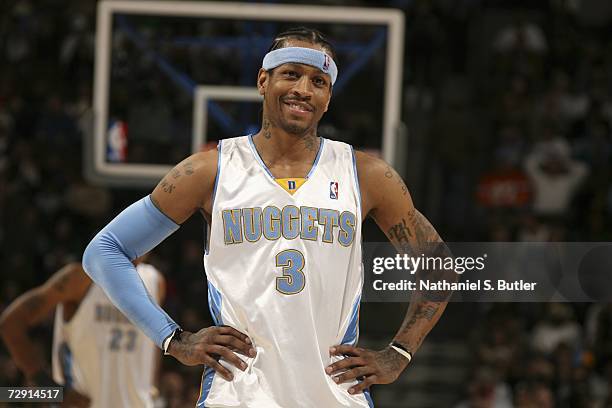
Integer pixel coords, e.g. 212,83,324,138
1,0,612,407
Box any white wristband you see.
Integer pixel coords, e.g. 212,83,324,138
390,344,412,363
163,328,182,355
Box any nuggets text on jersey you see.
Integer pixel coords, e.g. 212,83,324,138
221,206,356,245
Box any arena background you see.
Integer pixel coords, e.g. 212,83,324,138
2,0,612,407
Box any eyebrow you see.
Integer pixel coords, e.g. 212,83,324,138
280,63,329,78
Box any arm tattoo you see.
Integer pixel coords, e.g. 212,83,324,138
396,302,444,350
388,219,412,254
385,166,408,196
159,179,176,194
387,209,439,254
183,161,194,175
390,210,453,352
406,303,439,325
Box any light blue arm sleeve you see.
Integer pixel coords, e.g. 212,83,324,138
82,195,180,348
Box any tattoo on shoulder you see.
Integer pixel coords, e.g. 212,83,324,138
168,161,196,180
384,166,408,196
159,179,176,194
183,161,195,175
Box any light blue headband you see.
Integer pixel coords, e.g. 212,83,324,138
262,47,338,85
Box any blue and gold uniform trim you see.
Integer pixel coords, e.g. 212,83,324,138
247,134,325,194
275,178,307,195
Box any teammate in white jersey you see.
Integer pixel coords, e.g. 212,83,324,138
82,27,452,407
0,260,165,407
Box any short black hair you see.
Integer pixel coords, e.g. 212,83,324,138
268,27,337,62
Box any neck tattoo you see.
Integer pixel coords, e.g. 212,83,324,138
263,120,272,139
303,135,317,152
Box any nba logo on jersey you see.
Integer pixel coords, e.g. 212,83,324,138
330,181,339,199
288,180,296,190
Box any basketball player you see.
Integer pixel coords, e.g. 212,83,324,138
82,28,451,407
0,259,165,407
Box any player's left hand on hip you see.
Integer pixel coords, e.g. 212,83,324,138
326,344,409,394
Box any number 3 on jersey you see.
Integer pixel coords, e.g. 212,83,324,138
275,249,305,295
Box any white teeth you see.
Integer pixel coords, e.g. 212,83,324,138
289,103,307,112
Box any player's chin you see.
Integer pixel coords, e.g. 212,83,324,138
282,121,312,136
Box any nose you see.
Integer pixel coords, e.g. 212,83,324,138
292,76,313,98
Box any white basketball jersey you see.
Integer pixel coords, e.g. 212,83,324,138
200,135,371,407
52,263,160,408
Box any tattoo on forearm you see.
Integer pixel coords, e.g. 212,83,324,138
408,209,440,251
398,302,442,350
405,303,440,328
388,219,412,254
387,209,440,255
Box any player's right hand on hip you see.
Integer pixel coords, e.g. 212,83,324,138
167,326,256,380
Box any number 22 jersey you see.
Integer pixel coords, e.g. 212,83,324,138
200,135,372,407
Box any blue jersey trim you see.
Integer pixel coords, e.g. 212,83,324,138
205,140,223,256
305,137,325,179
340,296,360,346
247,134,275,179
59,342,74,388
197,366,216,407
364,388,374,407
247,134,325,181
210,139,223,212
207,281,224,326
349,146,362,218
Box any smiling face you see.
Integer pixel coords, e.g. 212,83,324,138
257,40,333,136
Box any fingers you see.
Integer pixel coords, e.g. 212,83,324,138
325,356,364,375
203,355,234,381
329,344,362,357
215,334,256,357
333,366,375,384
208,345,248,372
349,376,378,394
217,326,256,357
218,326,252,345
